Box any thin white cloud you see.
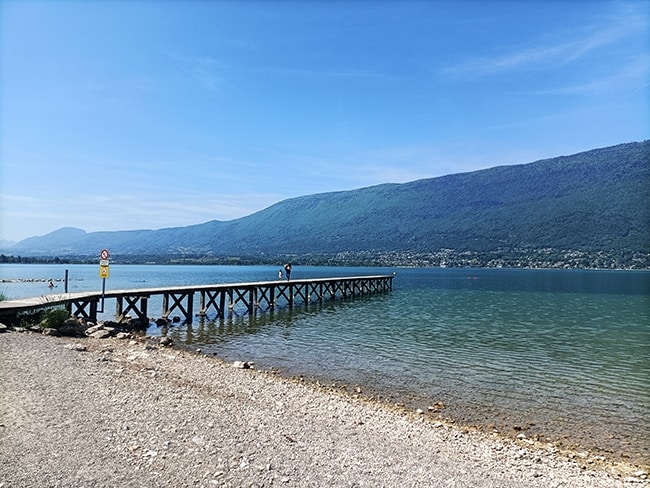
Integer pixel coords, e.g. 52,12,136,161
442,6,647,79
263,145,462,190
631,82,650,95
165,52,225,91
190,56,224,91
530,55,650,96
257,66,398,82
0,190,283,241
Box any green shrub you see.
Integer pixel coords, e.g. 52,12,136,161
40,308,70,330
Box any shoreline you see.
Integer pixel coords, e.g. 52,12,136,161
282,372,650,469
1,331,647,487
261,365,650,473
175,337,649,469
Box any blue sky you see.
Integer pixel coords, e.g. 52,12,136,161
1,1,648,243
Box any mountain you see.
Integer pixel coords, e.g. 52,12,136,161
10,227,87,252
0,239,17,250
7,141,649,266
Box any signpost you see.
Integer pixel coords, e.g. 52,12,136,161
99,249,110,312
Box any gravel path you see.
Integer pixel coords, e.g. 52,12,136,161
0,331,645,487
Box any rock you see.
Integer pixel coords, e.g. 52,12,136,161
160,336,173,347
59,326,84,337
115,332,131,340
118,314,133,323
122,317,149,330
0,323,8,333
59,321,86,337
232,361,253,369
86,324,104,336
63,343,88,352
624,477,645,484
155,317,168,326
63,317,80,327
42,328,60,336
89,329,112,339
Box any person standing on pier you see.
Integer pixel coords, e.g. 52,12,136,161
284,262,292,281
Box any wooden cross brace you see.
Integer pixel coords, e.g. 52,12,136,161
162,292,193,322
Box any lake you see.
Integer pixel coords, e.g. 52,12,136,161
1,263,648,465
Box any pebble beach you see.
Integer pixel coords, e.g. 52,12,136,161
0,331,646,487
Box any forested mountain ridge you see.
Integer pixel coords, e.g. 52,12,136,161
7,141,649,268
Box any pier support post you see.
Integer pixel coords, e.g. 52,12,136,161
115,295,149,324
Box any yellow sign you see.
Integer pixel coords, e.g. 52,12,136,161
99,265,110,279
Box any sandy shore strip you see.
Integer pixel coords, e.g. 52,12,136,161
0,331,646,488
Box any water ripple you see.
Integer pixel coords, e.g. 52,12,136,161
171,269,649,464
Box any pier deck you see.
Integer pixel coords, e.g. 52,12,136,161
0,275,394,324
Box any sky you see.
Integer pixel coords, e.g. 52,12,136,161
1,0,648,243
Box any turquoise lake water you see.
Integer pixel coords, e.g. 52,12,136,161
2,264,648,464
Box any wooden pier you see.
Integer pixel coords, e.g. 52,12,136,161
0,275,394,324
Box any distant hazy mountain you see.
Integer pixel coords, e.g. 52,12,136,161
8,141,649,261
0,239,17,250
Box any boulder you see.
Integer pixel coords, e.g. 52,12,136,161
63,317,80,327
120,317,149,331
58,325,85,337
0,323,8,333
89,329,112,339
160,336,173,347
86,324,104,336
59,318,86,337
42,328,60,336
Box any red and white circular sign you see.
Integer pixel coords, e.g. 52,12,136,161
100,249,110,260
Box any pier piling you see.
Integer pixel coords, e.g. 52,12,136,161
0,275,394,325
